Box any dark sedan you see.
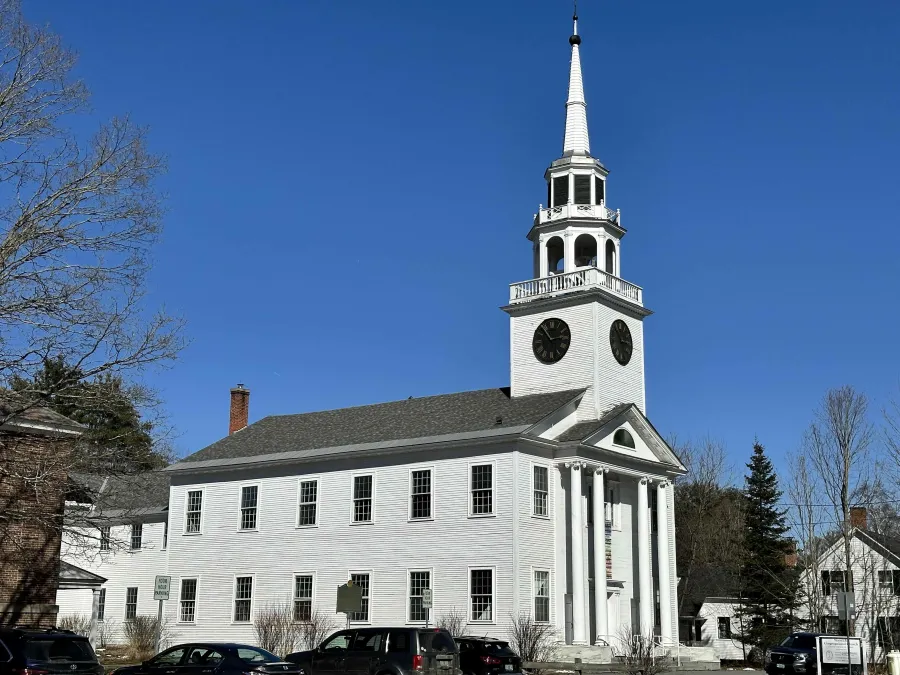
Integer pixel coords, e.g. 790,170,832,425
112,643,305,675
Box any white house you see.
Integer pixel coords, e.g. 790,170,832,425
58,9,687,657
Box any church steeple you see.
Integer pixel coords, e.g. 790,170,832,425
563,10,590,157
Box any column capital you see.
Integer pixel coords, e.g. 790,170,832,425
657,479,671,489
587,464,609,475
638,476,650,485
564,460,588,470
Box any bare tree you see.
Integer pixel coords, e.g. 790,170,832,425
617,625,667,675
0,0,183,563
255,602,301,657
508,612,557,668
804,386,875,635
787,451,826,630
436,607,467,637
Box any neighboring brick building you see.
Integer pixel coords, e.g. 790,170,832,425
0,401,83,627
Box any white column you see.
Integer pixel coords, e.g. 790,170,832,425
539,237,548,278
88,588,101,646
570,462,587,645
592,468,608,644
637,477,652,637
564,232,575,274
657,481,673,641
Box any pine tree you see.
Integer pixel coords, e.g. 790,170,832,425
738,441,796,649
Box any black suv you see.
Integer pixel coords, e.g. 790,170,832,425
455,637,521,675
285,627,460,675
110,643,305,675
0,627,103,675
765,633,822,675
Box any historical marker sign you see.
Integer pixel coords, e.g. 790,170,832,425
153,575,171,601
336,582,363,614
422,588,433,609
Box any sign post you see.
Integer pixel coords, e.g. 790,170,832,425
837,591,857,674
422,589,433,628
336,580,363,629
153,576,171,653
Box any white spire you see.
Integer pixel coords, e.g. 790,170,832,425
563,11,590,156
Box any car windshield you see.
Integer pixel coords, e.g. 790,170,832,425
237,647,282,664
25,639,95,662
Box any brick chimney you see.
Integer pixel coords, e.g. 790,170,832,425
785,539,798,568
229,384,250,435
850,506,867,530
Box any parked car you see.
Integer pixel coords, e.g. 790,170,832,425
285,627,460,675
0,627,104,675
454,636,521,675
765,633,822,675
110,643,305,675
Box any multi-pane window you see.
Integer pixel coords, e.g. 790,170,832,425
470,569,493,622
718,617,732,639
131,523,142,550
878,570,900,595
99,526,110,551
534,571,550,623
349,573,370,622
410,470,432,520
185,490,203,533
298,480,318,526
409,571,431,622
180,579,198,622
234,576,253,622
97,588,106,621
533,466,549,517
471,464,493,515
293,575,314,622
353,475,373,523
125,587,138,620
821,570,848,596
240,485,258,530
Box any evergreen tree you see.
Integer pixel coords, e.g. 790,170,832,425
9,356,167,471
738,441,796,649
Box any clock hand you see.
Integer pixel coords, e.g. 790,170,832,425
541,325,554,340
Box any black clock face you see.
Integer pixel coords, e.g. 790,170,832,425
609,319,633,365
532,318,571,364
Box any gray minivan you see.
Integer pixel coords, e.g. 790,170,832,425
285,628,460,675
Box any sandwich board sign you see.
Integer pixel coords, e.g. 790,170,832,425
816,636,866,675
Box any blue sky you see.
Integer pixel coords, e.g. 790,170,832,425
24,0,900,472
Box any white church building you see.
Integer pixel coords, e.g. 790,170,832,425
57,11,687,654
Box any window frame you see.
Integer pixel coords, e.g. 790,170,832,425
348,570,373,625
293,572,316,623
238,483,260,532
532,464,550,518
717,616,732,639
232,574,255,624
130,523,143,550
468,566,496,624
99,526,111,552
124,586,138,620
351,473,375,525
605,480,622,530
612,427,636,450
184,487,205,535
408,467,434,522
468,461,496,518
296,476,321,528
407,568,433,624
533,568,551,624
178,577,199,624
97,587,106,622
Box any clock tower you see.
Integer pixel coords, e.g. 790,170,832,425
503,10,652,420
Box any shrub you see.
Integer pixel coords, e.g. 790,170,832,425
436,607,467,638
123,616,167,661
58,614,92,636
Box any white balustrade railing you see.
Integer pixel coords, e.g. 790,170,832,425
535,203,620,226
509,267,643,305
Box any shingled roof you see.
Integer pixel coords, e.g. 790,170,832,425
176,387,584,466
555,403,632,442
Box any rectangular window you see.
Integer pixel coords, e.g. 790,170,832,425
594,176,605,204
349,573,370,623
240,485,258,530
533,466,549,517
234,576,253,622
185,490,203,534
573,175,591,205
180,578,198,623
606,481,621,529
822,570,847,596
353,475,373,523
125,587,138,620
534,570,550,623
410,469,432,520
878,570,900,594
293,574,314,622
131,523,142,550
298,479,318,526
717,617,732,639
552,175,568,207
99,526,110,551
409,571,431,622
470,569,493,622
97,588,106,621
471,464,493,515
162,521,168,550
